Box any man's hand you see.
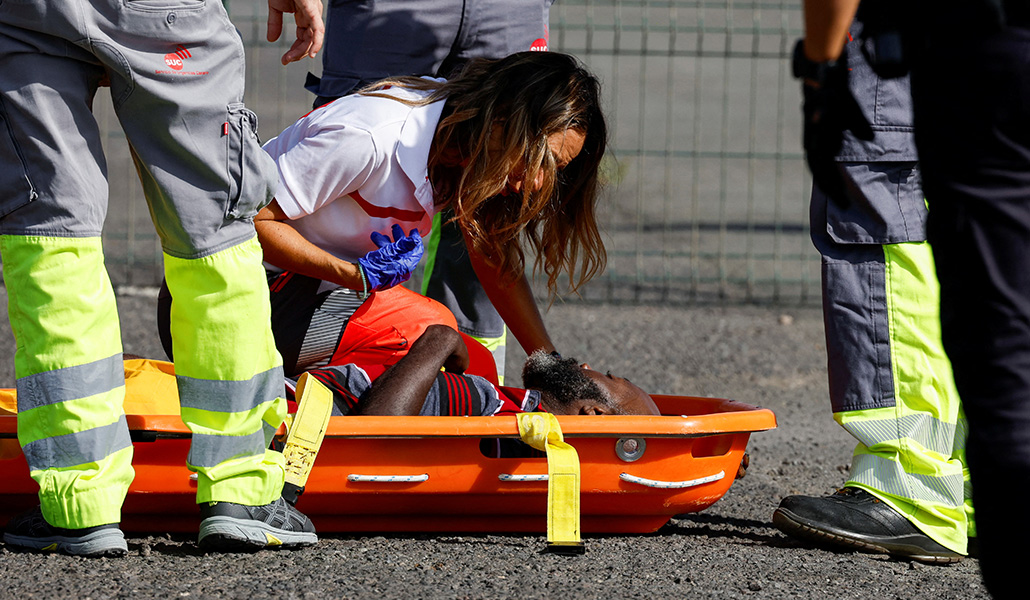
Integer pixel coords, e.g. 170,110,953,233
442,333,470,375
796,40,873,206
358,224,424,291
267,0,324,65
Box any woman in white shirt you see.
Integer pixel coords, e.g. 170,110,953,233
254,51,608,377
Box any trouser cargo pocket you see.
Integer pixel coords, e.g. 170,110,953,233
0,97,37,218
224,102,276,222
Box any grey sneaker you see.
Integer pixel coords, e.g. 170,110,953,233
3,506,127,557
197,496,317,552
773,487,963,564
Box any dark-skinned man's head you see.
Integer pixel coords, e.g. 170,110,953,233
521,351,660,416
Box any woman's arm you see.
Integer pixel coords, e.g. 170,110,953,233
255,199,365,291
464,232,556,355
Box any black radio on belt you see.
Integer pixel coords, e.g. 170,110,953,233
856,0,1022,80
855,0,913,79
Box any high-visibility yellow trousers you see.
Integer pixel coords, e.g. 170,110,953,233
165,238,286,506
4,235,134,529
5,236,286,528
814,171,973,554
829,240,972,554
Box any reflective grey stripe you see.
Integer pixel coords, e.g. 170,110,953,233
21,415,131,471
490,342,506,382
297,287,364,370
187,425,273,469
16,353,123,412
953,417,968,454
263,419,277,446
849,453,965,508
842,413,959,457
177,366,283,413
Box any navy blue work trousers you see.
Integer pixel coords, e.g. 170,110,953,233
913,25,1030,597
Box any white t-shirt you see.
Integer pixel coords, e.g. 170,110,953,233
262,84,445,265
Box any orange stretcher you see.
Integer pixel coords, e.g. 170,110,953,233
0,360,776,534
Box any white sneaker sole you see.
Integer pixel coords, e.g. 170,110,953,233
197,516,317,552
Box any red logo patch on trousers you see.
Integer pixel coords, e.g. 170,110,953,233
163,45,191,70
156,45,208,76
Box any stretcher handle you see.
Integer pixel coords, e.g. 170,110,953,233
619,471,725,489
498,473,549,482
346,473,429,483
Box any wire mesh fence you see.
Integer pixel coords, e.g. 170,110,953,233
52,0,817,305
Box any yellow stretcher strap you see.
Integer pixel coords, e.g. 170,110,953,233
282,373,334,502
517,412,585,554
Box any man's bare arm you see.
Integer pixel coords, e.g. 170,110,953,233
356,326,470,416
267,0,325,65
802,0,860,62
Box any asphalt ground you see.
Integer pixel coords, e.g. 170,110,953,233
0,290,988,599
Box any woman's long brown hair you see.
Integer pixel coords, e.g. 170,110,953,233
359,52,608,297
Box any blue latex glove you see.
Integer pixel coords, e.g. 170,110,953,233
358,224,424,291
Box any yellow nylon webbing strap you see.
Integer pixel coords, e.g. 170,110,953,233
517,412,584,554
283,373,334,490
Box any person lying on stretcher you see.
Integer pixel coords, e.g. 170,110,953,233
289,325,661,417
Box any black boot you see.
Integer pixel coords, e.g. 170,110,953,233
773,487,963,564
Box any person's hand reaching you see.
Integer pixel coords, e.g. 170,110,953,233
358,224,424,291
267,0,325,65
